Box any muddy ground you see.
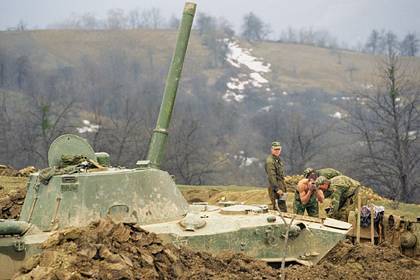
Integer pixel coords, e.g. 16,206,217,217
12,218,420,280
286,240,420,280
14,218,282,280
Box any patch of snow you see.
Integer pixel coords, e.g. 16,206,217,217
282,91,288,96
332,97,338,101
287,102,294,106
227,80,248,91
357,141,366,147
226,41,271,73
258,105,272,113
330,111,343,119
242,157,259,167
250,72,268,84
77,120,100,134
408,130,417,140
363,83,374,89
223,90,245,102
223,39,272,103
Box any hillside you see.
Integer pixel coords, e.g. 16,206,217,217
2,30,420,95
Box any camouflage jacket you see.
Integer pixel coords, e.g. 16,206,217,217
265,154,286,192
325,175,360,217
317,168,342,179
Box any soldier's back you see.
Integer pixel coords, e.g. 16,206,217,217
330,175,360,190
317,168,342,179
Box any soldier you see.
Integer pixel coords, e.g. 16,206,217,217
316,168,342,179
322,175,361,221
294,169,324,217
265,141,287,212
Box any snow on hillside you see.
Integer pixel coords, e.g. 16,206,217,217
77,120,100,134
223,40,272,102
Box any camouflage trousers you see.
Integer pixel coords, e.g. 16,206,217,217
294,192,319,217
268,186,287,212
330,196,356,222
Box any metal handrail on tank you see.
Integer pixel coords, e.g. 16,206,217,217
146,2,196,169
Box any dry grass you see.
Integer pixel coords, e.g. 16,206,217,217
0,176,27,194
252,41,420,93
2,30,420,94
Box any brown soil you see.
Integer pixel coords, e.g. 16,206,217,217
0,165,36,177
0,165,35,219
285,240,420,280
180,175,302,205
13,219,420,280
13,218,281,280
0,186,26,219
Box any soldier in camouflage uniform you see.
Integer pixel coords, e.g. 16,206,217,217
316,168,342,180
323,175,361,221
265,141,287,212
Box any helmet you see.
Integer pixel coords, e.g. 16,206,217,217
315,176,330,186
303,167,315,178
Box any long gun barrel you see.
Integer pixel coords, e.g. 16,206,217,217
146,2,196,168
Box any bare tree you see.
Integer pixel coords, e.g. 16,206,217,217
106,9,127,29
165,111,228,185
168,15,180,29
128,9,141,29
79,13,99,29
281,112,333,174
241,12,270,42
196,13,231,68
342,53,420,202
140,8,164,29
381,31,399,57
345,63,358,82
15,55,31,89
365,29,381,54
16,20,27,31
400,33,419,57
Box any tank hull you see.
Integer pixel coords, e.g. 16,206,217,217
144,208,350,265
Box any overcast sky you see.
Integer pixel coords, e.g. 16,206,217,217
1,0,420,46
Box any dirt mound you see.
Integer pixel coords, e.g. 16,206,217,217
285,240,420,280
14,218,281,280
0,165,36,177
14,220,420,280
181,175,301,205
0,186,26,219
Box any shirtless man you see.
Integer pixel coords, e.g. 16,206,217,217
294,172,326,217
